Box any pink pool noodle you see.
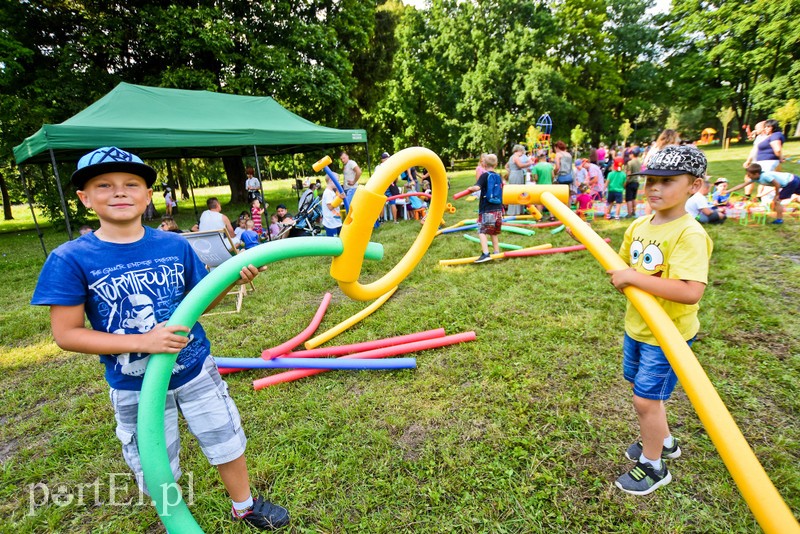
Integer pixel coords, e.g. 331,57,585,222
453,188,473,200
219,328,447,375
261,292,332,359
385,192,432,202
252,331,477,390
278,328,446,359
503,238,611,258
528,221,564,229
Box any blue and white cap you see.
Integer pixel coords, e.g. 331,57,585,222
71,147,157,189
632,145,707,178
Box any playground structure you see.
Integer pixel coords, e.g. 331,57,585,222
135,148,797,534
535,113,553,154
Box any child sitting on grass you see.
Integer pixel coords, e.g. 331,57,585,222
609,144,713,495
268,213,282,238
30,147,289,530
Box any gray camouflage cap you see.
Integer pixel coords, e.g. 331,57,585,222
632,145,707,178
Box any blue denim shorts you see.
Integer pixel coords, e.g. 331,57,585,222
622,334,694,401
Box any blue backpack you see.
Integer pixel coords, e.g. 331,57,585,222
485,171,503,204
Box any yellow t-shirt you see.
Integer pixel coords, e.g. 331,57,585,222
618,213,713,344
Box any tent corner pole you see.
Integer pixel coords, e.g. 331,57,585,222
253,146,271,242
49,148,73,240
253,145,266,208
182,151,199,223
20,166,48,258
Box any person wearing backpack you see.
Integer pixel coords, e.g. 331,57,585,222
465,153,504,263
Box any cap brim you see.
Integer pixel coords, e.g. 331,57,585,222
71,161,157,189
630,169,697,177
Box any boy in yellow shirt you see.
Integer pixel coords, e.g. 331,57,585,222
608,145,713,495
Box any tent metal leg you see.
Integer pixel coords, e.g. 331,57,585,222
365,139,372,176
253,145,265,209
254,145,271,242
182,151,199,224
49,148,73,240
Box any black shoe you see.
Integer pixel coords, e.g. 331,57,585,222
615,460,672,495
232,496,290,530
474,253,492,264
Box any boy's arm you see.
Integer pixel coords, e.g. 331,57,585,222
727,179,754,194
50,304,190,355
606,269,706,305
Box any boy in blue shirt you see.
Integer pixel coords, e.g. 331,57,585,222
727,164,800,224
31,147,289,529
610,145,713,495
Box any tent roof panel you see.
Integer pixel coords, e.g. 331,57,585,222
14,83,366,164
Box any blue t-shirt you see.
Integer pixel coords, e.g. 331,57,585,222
754,171,795,187
241,229,261,249
31,227,211,390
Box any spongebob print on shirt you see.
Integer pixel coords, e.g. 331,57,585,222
618,216,712,345
628,239,666,278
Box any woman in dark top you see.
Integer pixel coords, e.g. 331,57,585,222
754,119,785,172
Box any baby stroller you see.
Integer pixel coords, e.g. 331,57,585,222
278,195,322,238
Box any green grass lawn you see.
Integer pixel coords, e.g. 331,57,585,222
0,146,798,533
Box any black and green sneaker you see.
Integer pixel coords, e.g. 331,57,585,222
625,438,681,462
615,460,672,495
232,497,290,530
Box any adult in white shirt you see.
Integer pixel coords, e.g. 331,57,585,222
197,197,238,242
340,151,362,191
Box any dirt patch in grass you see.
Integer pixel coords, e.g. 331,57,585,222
0,436,19,464
720,329,793,361
397,423,428,461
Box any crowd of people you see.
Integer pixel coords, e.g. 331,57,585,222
129,118,796,248
478,121,796,227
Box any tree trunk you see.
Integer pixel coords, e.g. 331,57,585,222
0,170,13,220
175,159,190,201
223,156,247,204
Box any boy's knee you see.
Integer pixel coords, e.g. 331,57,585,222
632,395,662,414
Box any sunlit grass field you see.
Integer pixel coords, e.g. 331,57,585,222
0,144,798,532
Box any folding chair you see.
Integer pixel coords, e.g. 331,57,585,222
182,229,254,314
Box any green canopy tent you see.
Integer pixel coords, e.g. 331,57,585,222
14,82,369,253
